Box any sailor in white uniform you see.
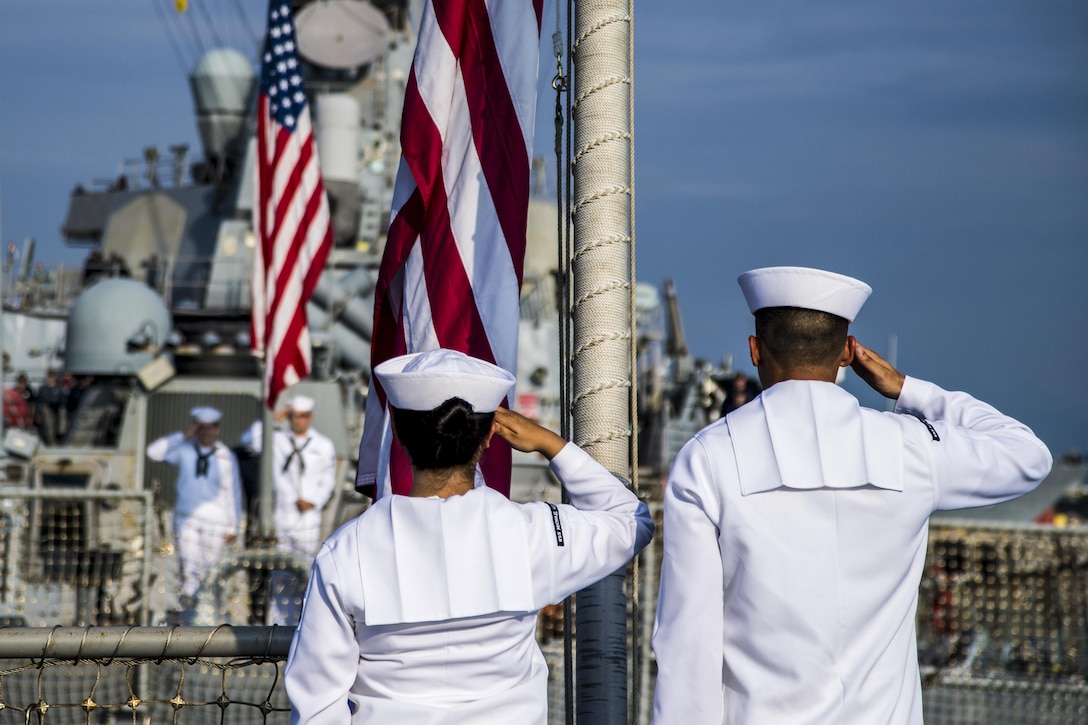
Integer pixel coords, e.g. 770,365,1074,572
146,406,243,616
268,394,337,625
652,266,1054,725
285,349,654,724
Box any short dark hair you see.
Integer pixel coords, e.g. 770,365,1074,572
754,306,849,368
390,397,494,470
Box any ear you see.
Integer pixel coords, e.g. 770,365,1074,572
483,419,498,449
748,335,761,367
839,336,857,368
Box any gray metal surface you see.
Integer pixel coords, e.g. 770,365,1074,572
64,278,172,375
0,625,294,659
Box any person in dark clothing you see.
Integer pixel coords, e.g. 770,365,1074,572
13,374,37,429
3,383,30,430
718,371,762,417
142,254,162,291
82,252,109,284
108,254,132,278
66,375,93,423
36,369,67,445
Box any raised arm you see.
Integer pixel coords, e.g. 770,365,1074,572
146,430,189,466
897,375,1052,510
853,341,1052,510
492,408,654,606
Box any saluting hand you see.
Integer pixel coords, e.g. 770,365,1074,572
493,408,566,460
850,340,906,399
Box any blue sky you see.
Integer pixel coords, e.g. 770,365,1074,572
1,1,1086,456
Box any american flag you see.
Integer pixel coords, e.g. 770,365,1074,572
251,1,334,409
356,0,544,498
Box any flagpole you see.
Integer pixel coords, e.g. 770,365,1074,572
0,161,5,448
258,369,276,541
251,0,334,543
570,0,636,721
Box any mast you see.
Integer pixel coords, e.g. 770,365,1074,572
570,0,635,720
0,165,4,446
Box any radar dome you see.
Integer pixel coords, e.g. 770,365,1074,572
190,48,256,162
190,48,255,113
65,279,173,376
296,0,392,70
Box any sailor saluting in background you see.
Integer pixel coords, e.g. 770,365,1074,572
147,406,243,621
267,394,337,625
286,348,654,723
652,266,1053,725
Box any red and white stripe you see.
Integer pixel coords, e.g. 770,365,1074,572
356,0,544,498
251,74,334,408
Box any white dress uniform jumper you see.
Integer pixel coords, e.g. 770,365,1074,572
651,267,1053,724
268,424,337,624
146,422,243,608
285,442,653,723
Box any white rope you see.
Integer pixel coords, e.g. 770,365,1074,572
568,1,637,720
570,0,633,476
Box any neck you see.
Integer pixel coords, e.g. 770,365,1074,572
758,365,839,389
409,465,476,498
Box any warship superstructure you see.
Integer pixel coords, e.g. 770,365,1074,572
0,0,728,629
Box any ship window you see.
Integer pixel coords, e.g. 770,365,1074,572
41,473,91,488
64,383,131,448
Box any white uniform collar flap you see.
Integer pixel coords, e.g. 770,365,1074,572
728,380,904,495
358,488,536,626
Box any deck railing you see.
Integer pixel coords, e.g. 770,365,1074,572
2,494,1088,724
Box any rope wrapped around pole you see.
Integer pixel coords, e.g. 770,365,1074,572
571,0,635,720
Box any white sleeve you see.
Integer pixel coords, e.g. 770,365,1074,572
286,543,360,724
310,437,338,510
895,376,1053,511
146,432,186,465
229,454,243,533
526,443,654,608
652,436,726,725
240,420,262,453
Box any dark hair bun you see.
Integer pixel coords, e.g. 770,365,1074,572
391,397,495,471
434,398,474,437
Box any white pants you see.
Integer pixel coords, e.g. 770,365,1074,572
267,521,321,625
174,516,231,599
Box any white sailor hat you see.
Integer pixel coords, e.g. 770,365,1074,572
190,406,222,424
375,348,516,412
288,395,315,413
737,266,872,322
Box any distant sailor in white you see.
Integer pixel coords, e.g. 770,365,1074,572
285,349,654,724
651,266,1053,725
146,406,243,617
267,394,337,625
